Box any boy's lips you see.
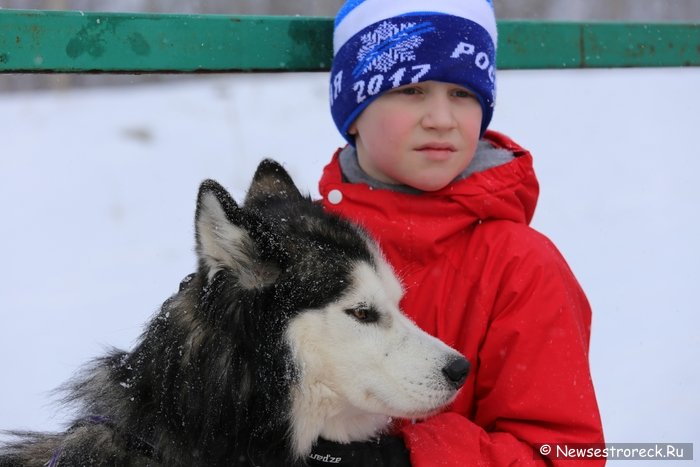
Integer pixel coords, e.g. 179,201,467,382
416,142,456,151
415,143,457,161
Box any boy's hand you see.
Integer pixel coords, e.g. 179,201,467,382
307,436,411,466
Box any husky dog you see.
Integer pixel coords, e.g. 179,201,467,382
0,160,469,466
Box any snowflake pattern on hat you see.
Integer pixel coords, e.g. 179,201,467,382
353,21,435,78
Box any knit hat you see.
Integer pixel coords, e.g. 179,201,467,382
329,0,498,145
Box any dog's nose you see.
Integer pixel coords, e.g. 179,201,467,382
442,356,470,389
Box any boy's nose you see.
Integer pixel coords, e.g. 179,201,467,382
421,96,456,131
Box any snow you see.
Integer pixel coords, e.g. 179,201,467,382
1,68,699,458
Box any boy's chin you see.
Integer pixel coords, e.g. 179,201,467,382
405,178,454,192
405,169,466,191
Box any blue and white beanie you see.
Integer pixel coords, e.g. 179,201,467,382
330,0,498,145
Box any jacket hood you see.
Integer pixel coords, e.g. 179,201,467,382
318,130,539,264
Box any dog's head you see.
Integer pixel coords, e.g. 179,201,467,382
194,160,469,458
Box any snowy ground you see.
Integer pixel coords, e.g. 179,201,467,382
1,68,699,460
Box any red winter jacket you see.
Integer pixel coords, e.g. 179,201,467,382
318,130,605,466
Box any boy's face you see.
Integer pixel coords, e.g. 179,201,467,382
349,80,483,192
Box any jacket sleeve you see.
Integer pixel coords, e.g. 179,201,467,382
398,226,605,466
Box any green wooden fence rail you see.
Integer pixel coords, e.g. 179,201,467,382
1,8,699,73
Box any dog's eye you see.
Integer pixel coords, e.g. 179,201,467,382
344,305,379,323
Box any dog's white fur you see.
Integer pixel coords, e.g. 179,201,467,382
286,243,463,457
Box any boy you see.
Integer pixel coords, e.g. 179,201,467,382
308,0,605,465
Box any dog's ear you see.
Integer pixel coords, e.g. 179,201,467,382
244,159,303,204
195,180,278,287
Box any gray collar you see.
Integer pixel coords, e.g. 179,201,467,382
338,140,515,194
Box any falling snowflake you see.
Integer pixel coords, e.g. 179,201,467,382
353,21,435,78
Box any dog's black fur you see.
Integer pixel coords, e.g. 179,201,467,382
0,160,373,467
